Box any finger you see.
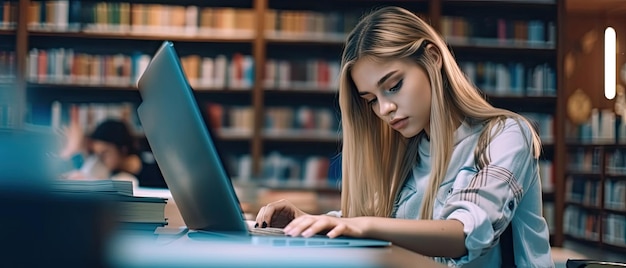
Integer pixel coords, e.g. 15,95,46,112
284,216,316,237
254,206,267,228
326,224,347,238
301,217,332,238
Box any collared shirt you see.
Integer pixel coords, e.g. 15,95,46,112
392,118,554,267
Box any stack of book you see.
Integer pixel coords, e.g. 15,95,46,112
51,179,168,232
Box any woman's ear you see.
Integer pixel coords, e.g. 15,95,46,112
425,44,443,70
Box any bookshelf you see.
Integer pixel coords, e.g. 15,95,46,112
562,109,626,252
563,143,626,253
10,0,567,246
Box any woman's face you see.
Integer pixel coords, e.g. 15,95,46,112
91,140,124,171
351,57,432,138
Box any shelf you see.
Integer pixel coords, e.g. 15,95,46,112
604,208,626,216
264,90,338,97
564,234,601,245
565,142,626,148
605,174,626,180
565,171,602,177
565,202,602,212
264,89,338,107
28,31,255,43
447,38,556,52
262,129,340,143
486,94,556,103
601,243,626,254
0,29,15,35
265,32,345,45
28,83,138,91
28,83,253,93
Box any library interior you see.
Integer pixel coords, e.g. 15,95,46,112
1,0,625,267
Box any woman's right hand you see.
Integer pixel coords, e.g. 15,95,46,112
254,199,308,228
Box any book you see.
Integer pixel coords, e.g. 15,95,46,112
51,178,133,196
51,179,168,231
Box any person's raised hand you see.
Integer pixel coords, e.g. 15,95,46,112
60,120,86,159
254,199,308,228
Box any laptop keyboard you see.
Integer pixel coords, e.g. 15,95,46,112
249,227,286,236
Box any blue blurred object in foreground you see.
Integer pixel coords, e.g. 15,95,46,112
0,126,70,188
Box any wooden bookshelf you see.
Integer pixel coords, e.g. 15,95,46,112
11,0,569,248
563,144,626,251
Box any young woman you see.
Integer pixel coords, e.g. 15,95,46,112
61,119,165,188
254,6,553,267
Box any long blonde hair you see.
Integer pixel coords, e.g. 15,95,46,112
338,6,541,219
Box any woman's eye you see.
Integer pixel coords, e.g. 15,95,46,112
367,98,378,105
388,79,403,92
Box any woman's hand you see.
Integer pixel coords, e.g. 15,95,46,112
283,215,369,238
255,199,308,228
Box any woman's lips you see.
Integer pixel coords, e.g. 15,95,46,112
390,118,408,130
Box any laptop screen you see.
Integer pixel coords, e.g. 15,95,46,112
136,41,248,233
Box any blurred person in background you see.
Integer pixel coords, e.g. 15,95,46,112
59,118,166,189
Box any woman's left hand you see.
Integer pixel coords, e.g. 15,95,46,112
283,215,369,238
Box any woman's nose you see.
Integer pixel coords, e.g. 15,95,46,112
378,98,397,116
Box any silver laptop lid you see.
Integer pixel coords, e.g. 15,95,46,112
136,41,247,234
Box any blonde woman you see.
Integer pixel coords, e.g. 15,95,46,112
255,6,553,267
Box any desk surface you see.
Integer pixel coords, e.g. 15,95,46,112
118,188,447,268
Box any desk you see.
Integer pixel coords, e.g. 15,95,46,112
114,188,447,268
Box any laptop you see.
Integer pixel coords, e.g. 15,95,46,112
135,41,390,248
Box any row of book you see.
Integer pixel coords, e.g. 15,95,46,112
180,53,254,90
227,152,336,188
567,147,602,174
26,48,254,89
205,103,341,136
205,104,254,133
264,10,364,41
459,61,557,97
264,59,340,91
0,50,15,83
564,206,626,246
606,149,626,175
51,179,168,232
48,101,339,142
605,179,626,211
50,101,143,135
265,106,338,134
442,16,556,48
0,1,16,30
604,214,626,247
563,206,601,241
566,176,602,208
570,109,626,144
27,1,255,37
27,48,150,87
565,176,626,212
